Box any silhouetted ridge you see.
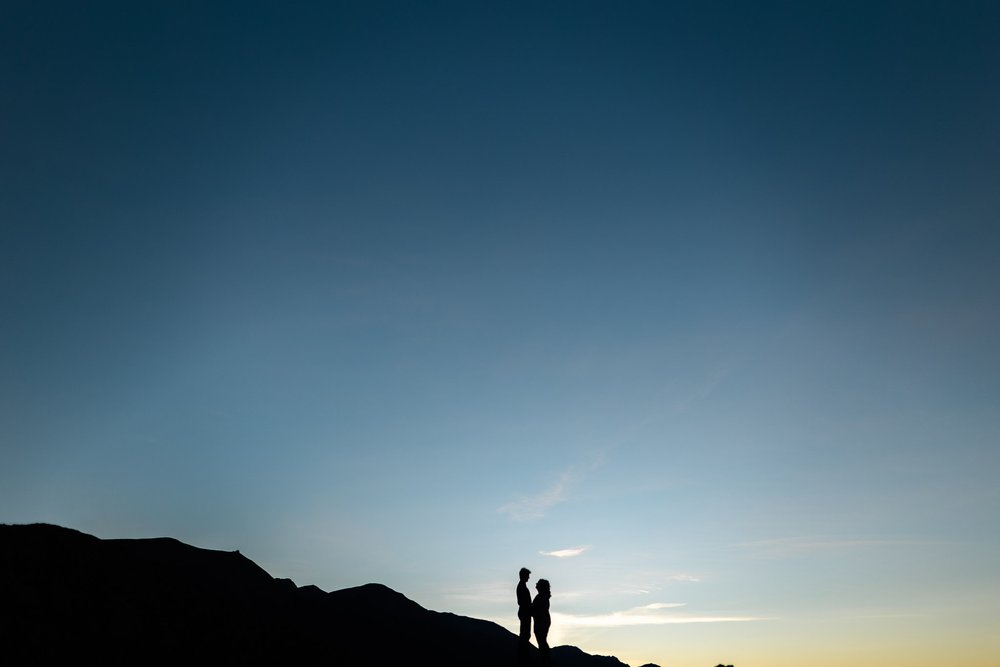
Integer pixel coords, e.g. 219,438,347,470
1,523,633,666
327,581,427,613
553,645,630,667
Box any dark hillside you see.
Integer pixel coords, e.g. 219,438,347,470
1,523,628,666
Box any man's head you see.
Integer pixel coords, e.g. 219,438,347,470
519,567,531,581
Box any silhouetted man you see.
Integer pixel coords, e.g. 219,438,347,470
516,567,532,664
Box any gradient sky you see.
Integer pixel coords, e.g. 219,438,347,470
2,2,999,666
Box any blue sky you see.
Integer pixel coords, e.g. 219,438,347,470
2,2,999,665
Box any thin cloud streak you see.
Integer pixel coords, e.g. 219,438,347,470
552,607,770,627
617,572,703,596
736,536,935,559
498,469,575,521
442,583,513,605
498,449,613,521
484,605,767,638
498,449,607,522
540,546,589,558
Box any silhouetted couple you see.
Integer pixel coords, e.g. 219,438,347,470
517,567,552,666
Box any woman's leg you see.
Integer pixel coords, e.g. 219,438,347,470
536,627,551,665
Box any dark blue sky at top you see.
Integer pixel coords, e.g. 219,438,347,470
6,6,997,315
2,1,999,547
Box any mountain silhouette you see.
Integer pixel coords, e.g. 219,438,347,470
1,523,631,666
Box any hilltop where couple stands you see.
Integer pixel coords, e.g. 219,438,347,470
517,567,552,666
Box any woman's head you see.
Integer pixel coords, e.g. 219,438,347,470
535,578,550,593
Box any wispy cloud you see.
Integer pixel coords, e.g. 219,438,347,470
735,536,933,559
671,366,731,414
616,572,702,596
552,603,769,627
442,582,513,605
540,546,589,559
641,602,686,610
484,602,767,645
500,447,613,522
498,469,576,521
849,611,929,620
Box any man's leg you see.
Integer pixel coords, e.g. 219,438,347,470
518,614,531,664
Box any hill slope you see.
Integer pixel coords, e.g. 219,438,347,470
0,523,631,666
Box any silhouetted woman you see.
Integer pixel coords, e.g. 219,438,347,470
532,578,552,665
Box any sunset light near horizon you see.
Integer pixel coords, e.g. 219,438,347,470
2,2,999,666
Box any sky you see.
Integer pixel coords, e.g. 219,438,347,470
2,2,999,665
